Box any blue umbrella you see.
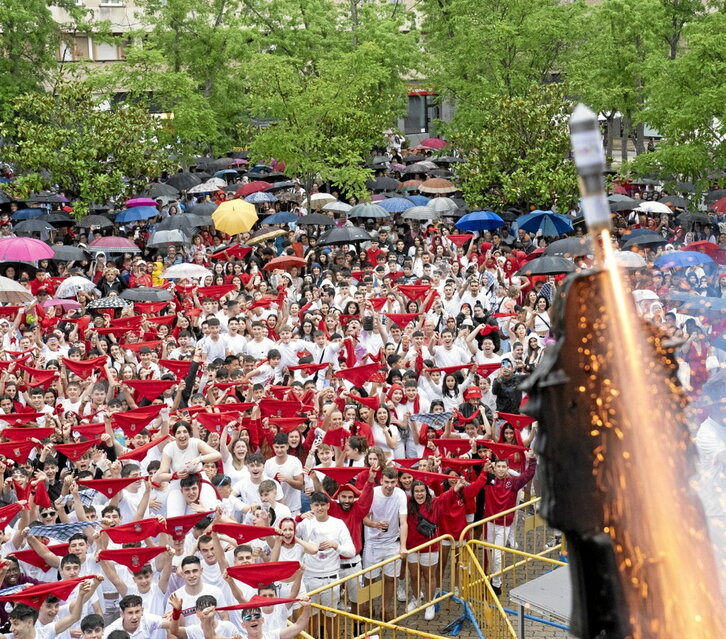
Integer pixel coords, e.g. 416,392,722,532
378,197,415,213
456,210,505,231
214,169,239,178
654,251,714,269
514,210,574,236
11,208,44,221
116,206,159,223
264,211,297,225
625,228,662,240
406,195,430,207
245,192,277,204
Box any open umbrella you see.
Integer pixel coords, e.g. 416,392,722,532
348,203,388,219
161,264,213,280
322,201,352,214
125,198,158,208
365,177,400,192
245,192,277,204
13,219,54,234
266,180,295,191
0,262,38,279
418,178,457,194
654,251,714,269
212,200,258,235
705,190,726,203
544,236,593,257
297,213,335,227
632,289,659,303
235,182,272,198
121,287,173,303
166,173,202,191
401,206,439,222
156,216,197,233
87,296,131,310
0,237,54,261
677,212,714,226
710,197,726,214
660,195,689,209
427,197,460,215
263,256,307,271
56,276,96,298
38,213,74,227
52,246,89,262
148,230,190,247
26,192,65,204
76,215,113,229
420,138,447,149
187,202,218,216
143,183,180,199
116,206,158,223
455,211,504,232
309,193,337,207
514,210,574,237
620,235,668,251
612,251,647,269
406,195,430,207
378,197,414,213
609,199,639,212
636,201,672,215
514,256,576,276
318,226,372,246
10,209,43,221
187,180,222,194
263,212,297,225
41,298,81,311
0,276,33,304
247,226,287,245
88,237,140,254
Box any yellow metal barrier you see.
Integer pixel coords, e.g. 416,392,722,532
302,534,455,638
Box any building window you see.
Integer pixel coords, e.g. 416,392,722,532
403,93,439,135
60,35,90,62
94,40,119,61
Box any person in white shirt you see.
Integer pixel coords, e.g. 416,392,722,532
428,329,470,368
102,594,171,639
169,593,238,639
232,453,284,512
263,434,304,515
243,322,275,361
169,557,230,627
223,319,248,356
197,319,229,363
362,467,408,621
274,325,305,369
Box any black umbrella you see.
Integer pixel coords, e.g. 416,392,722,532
121,287,173,302
660,195,689,209
298,213,335,227
366,177,400,192
156,215,198,232
0,191,12,204
515,256,577,276
705,190,726,203
187,202,218,216
677,212,714,226
620,235,668,250
543,236,593,257
318,226,372,246
248,170,288,182
433,156,464,164
0,262,39,279
13,219,54,234
143,183,180,199
39,213,75,226
76,215,113,229
672,181,695,194
52,245,90,262
429,169,455,178
167,172,202,191
266,180,296,191
25,191,64,204
402,155,426,164
609,199,638,212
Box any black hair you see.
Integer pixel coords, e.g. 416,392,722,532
310,491,330,505
8,603,38,623
273,432,288,446
81,614,105,632
181,555,201,568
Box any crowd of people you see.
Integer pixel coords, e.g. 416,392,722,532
0,159,724,639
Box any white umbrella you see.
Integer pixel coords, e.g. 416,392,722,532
161,263,213,279
632,289,659,303
322,201,353,214
0,276,33,304
148,230,190,247
402,206,440,221
636,201,672,215
310,193,337,206
427,197,460,215
612,251,646,269
187,179,223,194
56,276,96,299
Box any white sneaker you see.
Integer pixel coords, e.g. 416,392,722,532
397,582,407,602
407,598,419,612
424,605,435,620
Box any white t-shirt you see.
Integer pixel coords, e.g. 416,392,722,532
264,456,304,513
244,338,276,361
233,475,284,507
103,613,164,639
364,486,408,545
169,584,230,626
185,620,239,639
297,515,355,576
163,439,203,474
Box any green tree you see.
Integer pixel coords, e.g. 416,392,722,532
448,84,578,212
1,82,173,215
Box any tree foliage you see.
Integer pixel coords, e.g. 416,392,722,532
449,84,578,211
1,83,173,215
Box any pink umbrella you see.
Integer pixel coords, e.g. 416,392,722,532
229,158,248,166
420,137,448,150
371,194,386,202
125,197,158,208
0,237,54,261
88,236,141,253
41,298,81,310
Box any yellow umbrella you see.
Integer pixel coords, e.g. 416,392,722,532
211,200,258,235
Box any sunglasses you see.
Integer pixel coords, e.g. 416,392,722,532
242,613,262,621
41,511,56,518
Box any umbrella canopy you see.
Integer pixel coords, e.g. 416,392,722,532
263,212,298,225
25,192,65,204
654,251,714,269
620,235,668,251
455,210,504,232
609,199,639,212
76,215,113,229
666,295,726,314
635,201,672,215
710,197,726,214
632,289,660,303
676,212,714,226
246,226,287,245
402,161,438,174
608,194,634,202
401,206,439,221
309,193,337,207
87,296,131,310
705,190,726,203
56,276,96,298
0,276,33,304
514,210,574,237
348,203,389,219
88,236,140,253
318,226,372,246
38,213,74,226
156,216,198,233
116,206,158,223
406,195,430,207
418,178,457,194
543,236,593,257
263,256,307,271
660,195,689,209
120,287,173,302
420,137,447,149
187,202,218,216
187,179,222,194
13,219,54,234
378,197,415,213
245,192,277,204
322,201,352,214
143,183,180,199
297,213,335,227
0,262,38,279
514,256,577,276
212,200,258,235
10,208,43,221
214,169,239,178
161,264,213,280
0,237,54,261
266,180,296,191
148,230,190,247
41,298,81,310
682,241,720,257
612,251,647,269
235,182,272,198
52,245,89,262
125,198,158,208
166,173,202,191
366,177,400,192
427,197,460,215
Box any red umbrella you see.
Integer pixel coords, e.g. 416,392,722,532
235,181,272,198
0,237,54,261
263,256,307,271
420,137,448,150
682,241,720,256
710,197,726,213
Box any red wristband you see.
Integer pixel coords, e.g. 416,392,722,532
172,608,182,620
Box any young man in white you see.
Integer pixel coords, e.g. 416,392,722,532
263,434,304,516
169,557,230,627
